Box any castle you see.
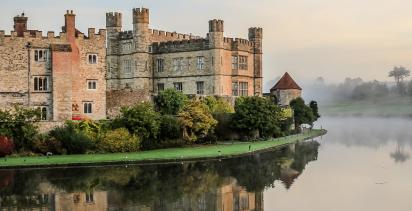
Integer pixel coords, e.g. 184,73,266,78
0,8,263,121
106,8,263,115
0,11,106,121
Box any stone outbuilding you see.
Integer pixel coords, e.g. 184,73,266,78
270,72,302,106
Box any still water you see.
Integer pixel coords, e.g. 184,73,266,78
0,117,411,211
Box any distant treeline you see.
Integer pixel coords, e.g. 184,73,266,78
304,66,412,103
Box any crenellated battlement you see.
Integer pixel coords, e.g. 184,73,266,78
133,8,149,24
106,12,122,27
149,29,202,43
151,38,208,53
249,27,263,38
119,30,133,40
209,19,224,32
0,28,106,43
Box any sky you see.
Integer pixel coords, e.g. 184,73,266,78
2,0,412,91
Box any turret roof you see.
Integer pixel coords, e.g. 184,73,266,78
270,72,302,91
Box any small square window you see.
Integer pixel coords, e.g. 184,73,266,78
173,82,183,92
196,81,204,95
88,54,98,64
83,102,93,114
33,76,49,91
87,80,97,90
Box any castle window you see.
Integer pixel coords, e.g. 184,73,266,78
239,56,248,70
157,59,164,72
33,76,49,91
123,59,132,73
35,106,48,121
196,81,204,95
34,49,48,62
87,80,97,90
174,82,183,92
232,55,238,70
239,82,249,96
232,82,239,96
83,102,93,114
88,54,98,64
173,57,184,71
157,83,165,93
197,56,205,70
148,45,153,53
85,192,94,203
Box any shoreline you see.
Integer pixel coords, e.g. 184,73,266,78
0,129,327,169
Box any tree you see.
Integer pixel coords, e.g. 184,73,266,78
389,66,410,95
155,89,188,115
201,96,234,113
177,101,217,143
309,101,320,122
290,98,315,132
0,106,40,151
114,102,161,141
232,96,281,138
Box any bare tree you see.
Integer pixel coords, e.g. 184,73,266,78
389,66,410,95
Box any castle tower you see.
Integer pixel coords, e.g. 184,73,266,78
249,27,263,96
208,19,224,48
106,12,122,89
208,20,225,95
132,8,152,91
13,13,28,37
106,12,122,35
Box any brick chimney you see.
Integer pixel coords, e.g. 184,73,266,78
13,13,28,37
64,10,76,42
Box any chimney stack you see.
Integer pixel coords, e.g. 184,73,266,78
64,10,76,42
13,13,28,37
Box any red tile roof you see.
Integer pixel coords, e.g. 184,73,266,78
270,72,302,91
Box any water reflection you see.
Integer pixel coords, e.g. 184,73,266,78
0,141,320,211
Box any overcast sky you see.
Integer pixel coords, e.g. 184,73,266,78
2,0,412,90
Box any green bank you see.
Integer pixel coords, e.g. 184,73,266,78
0,130,326,169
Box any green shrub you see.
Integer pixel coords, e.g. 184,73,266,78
155,89,188,115
232,96,281,139
201,96,234,113
49,124,93,154
178,101,217,143
0,106,40,151
113,102,161,141
100,128,140,153
159,115,181,140
31,134,63,155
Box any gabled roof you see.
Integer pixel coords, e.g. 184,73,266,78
270,72,302,91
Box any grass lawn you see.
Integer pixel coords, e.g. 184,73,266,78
0,130,326,168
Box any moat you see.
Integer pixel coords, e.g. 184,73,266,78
1,117,411,211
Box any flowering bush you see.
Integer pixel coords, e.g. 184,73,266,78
0,136,14,157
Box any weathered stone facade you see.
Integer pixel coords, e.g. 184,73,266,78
106,8,263,114
0,11,106,121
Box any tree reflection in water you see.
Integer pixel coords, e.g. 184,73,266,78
0,141,320,211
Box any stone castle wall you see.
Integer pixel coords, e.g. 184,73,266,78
106,8,263,111
0,11,106,121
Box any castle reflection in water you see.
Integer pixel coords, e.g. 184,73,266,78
0,141,320,211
